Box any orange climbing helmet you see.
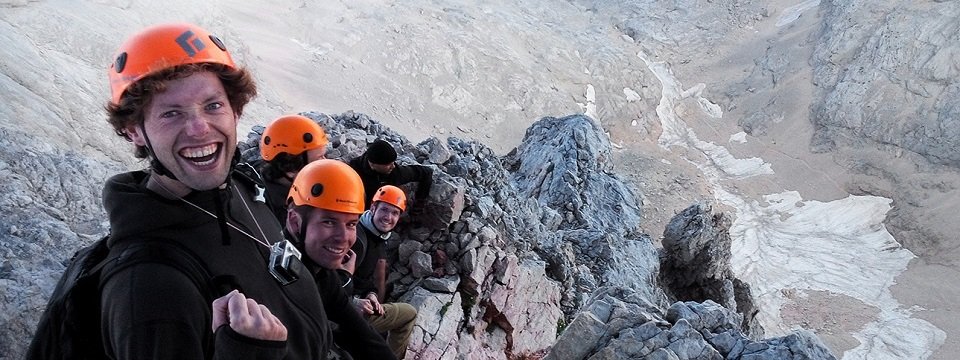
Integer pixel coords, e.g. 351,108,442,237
372,185,407,211
260,115,328,161
288,159,365,214
108,23,236,105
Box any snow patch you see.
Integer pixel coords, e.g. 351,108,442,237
578,84,598,121
729,132,748,143
623,87,641,102
721,191,945,360
777,0,821,27
638,52,770,178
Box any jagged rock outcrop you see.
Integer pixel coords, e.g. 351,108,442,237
659,203,761,339
241,112,834,359
550,294,836,360
505,115,642,233
506,115,664,314
241,111,568,359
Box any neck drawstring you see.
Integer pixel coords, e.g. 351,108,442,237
213,189,232,245
152,177,272,250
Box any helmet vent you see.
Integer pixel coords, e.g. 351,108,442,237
209,35,227,51
263,135,271,145
303,133,314,143
114,52,127,73
311,183,324,197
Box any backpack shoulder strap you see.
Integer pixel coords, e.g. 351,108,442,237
98,240,223,356
100,240,219,303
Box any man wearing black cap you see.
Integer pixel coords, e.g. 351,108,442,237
348,139,433,213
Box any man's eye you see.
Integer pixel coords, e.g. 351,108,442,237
206,102,224,111
347,222,358,229
160,110,180,118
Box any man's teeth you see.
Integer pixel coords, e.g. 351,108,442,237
324,246,345,255
180,144,218,165
182,144,217,158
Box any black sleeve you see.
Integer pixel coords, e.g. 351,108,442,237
213,326,286,360
101,263,287,360
393,164,433,199
347,155,365,174
350,248,379,297
316,270,396,359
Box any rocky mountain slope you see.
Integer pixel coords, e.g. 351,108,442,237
1,0,958,358
237,111,835,359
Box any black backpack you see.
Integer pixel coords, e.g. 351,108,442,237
26,235,216,360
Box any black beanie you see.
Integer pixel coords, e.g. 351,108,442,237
366,140,397,165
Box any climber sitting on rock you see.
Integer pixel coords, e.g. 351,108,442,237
342,184,418,359
258,114,328,223
283,159,397,359
348,139,433,214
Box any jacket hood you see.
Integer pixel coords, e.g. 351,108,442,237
102,171,231,246
359,210,391,240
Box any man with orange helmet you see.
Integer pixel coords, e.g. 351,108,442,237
285,160,396,359
345,185,418,359
258,114,329,222
97,23,333,359
348,139,433,213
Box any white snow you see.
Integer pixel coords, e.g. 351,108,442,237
777,0,822,27
637,52,772,179
729,132,748,143
624,87,641,102
578,84,598,120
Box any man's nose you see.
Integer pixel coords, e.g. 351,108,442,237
184,111,212,136
331,224,352,242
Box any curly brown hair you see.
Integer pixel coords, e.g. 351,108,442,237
105,63,257,158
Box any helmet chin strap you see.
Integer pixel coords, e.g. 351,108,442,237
282,216,309,254
140,124,179,180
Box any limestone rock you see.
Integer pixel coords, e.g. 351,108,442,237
554,297,835,360
505,115,642,233
659,203,762,338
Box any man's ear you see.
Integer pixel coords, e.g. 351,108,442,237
125,124,147,146
286,207,301,234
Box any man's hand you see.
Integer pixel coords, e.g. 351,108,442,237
362,293,384,316
212,290,287,341
339,249,357,274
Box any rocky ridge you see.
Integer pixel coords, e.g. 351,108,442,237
239,112,835,359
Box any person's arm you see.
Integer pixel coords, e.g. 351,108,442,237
394,164,433,201
374,258,388,300
317,270,396,359
101,263,286,360
211,290,288,360
351,242,379,298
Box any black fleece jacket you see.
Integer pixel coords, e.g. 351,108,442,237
308,264,396,359
348,154,433,208
347,212,389,298
100,169,330,360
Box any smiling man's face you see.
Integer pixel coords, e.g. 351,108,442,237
298,208,359,269
127,71,237,191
